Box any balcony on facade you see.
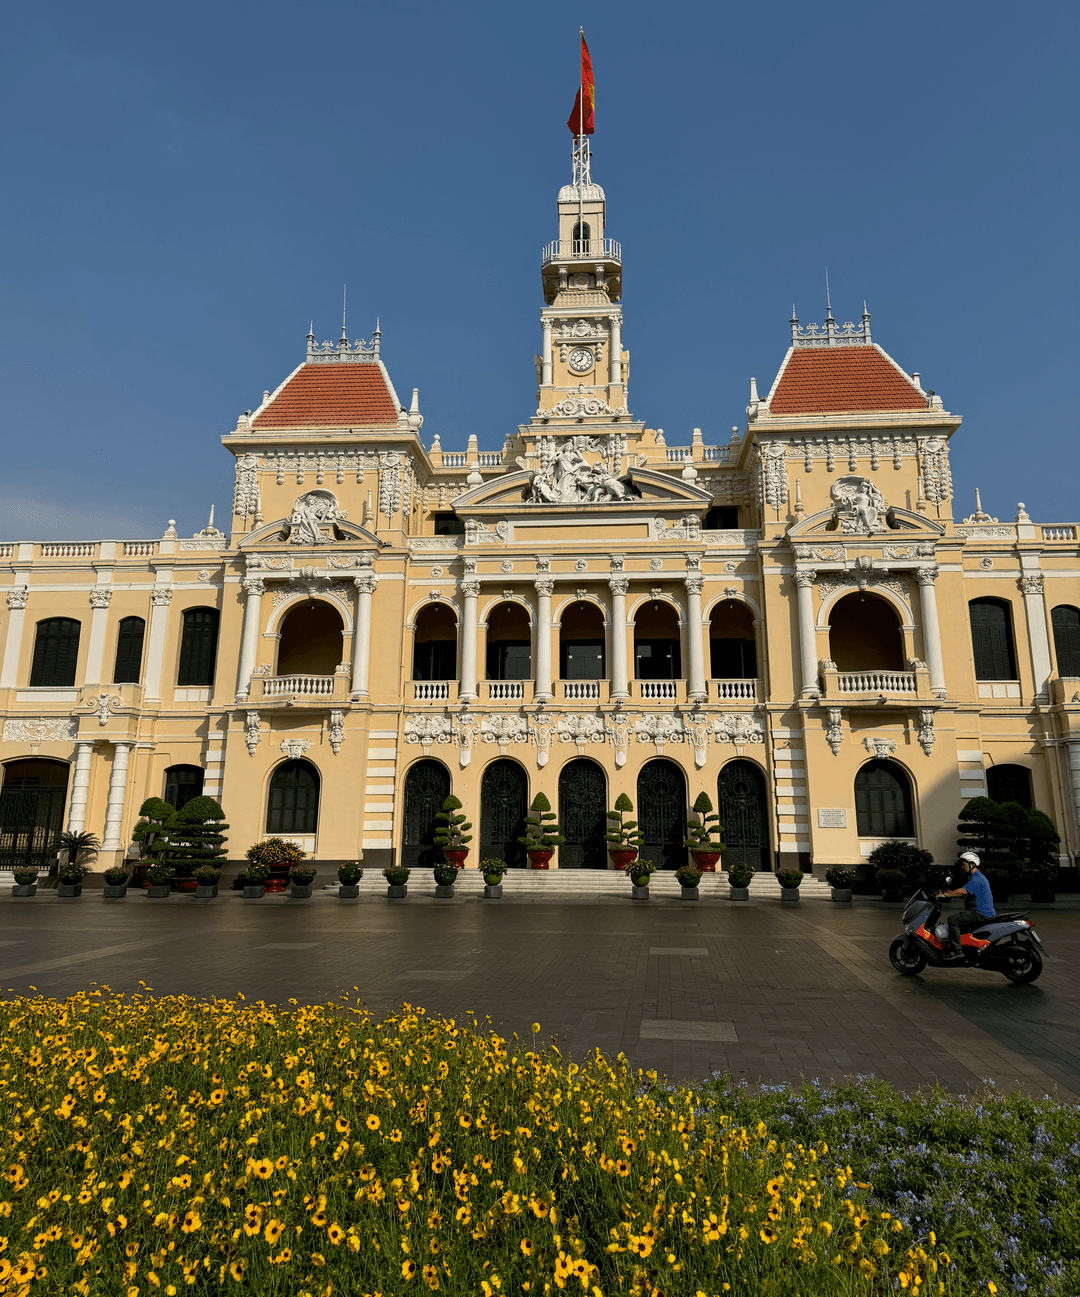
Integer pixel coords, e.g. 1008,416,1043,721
253,672,349,703
411,681,459,704
818,663,932,703
541,237,621,267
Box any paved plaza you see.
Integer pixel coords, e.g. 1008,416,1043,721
1,876,1077,1100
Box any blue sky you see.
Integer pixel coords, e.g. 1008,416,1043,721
2,0,1076,539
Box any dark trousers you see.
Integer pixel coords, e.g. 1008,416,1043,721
948,909,992,950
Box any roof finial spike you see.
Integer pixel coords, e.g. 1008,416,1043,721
825,267,833,320
208,504,215,529
340,285,348,342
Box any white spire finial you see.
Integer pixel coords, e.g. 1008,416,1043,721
340,285,348,341
825,268,833,320
208,504,215,528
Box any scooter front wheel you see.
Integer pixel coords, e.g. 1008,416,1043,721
889,937,926,976
999,942,1043,984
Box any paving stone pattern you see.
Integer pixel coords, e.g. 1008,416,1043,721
1,880,1076,1100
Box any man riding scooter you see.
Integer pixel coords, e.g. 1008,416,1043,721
939,850,994,958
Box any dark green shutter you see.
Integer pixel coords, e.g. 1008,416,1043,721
29,618,81,687
113,616,146,683
1051,606,1080,677
969,599,1017,681
177,609,219,687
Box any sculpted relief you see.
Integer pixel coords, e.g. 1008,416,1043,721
286,490,347,545
830,475,887,535
528,434,642,505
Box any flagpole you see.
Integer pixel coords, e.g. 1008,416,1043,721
578,28,584,258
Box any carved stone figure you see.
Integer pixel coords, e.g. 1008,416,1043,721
528,434,641,504
287,490,346,545
830,475,887,534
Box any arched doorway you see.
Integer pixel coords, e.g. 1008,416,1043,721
0,759,70,872
854,760,914,838
266,760,320,835
986,764,1033,809
709,599,758,680
560,600,605,680
413,604,458,681
277,601,344,677
633,601,681,680
480,760,528,869
402,759,451,870
558,758,607,869
717,760,770,871
486,602,531,680
828,594,903,671
637,758,687,871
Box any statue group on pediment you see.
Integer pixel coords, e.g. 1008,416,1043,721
830,475,887,535
528,435,641,504
286,490,347,545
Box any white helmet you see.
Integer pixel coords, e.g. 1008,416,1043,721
958,851,980,868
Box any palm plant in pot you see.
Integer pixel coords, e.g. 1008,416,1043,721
777,868,804,905
53,831,100,894
434,795,472,866
683,792,725,870
289,865,317,899
169,797,228,892
131,800,175,888
728,861,754,900
337,861,363,899
674,862,702,898
481,857,506,898
102,866,129,899
146,863,175,899
605,794,643,869
384,865,410,898
824,866,855,904
518,793,564,869
245,837,305,893
11,869,39,897
194,866,221,899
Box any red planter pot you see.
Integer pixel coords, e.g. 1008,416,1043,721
528,849,554,870
691,851,721,872
608,848,638,870
443,849,469,867
264,865,290,893
132,863,151,890
175,878,198,894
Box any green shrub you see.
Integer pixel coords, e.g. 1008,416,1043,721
605,793,644,849
146,863,174,887
240,862,270,885
289,866,317,885
867,840,934,878
170,797,228,878
12,869,38,885
728,862,754,888
384,867,410,886
683,790,726,854
875,867,907,887
824,866,855,888
53,830,101,872
337,861,363,884
480,858,507,880
434,795,473,850
777,868,804,888
246,837,306,867
628,857,655,882
194,865,221,885
674,863,702,888
102,867,129,886
517,792,564,850
132,800,174,862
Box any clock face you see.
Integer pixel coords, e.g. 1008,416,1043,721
568,346,594,373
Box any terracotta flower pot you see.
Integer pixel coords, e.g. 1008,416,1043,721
608,848,638,870
528,849,553,870
691,851,721,872
175,878,198,894
133,863,151,890
443,849,469,866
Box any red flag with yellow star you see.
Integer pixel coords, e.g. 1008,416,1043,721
567,33,595,136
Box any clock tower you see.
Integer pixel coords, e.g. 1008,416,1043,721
535,134,628,420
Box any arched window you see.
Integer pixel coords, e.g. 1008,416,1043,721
828,594,903,672
560,600,605,680
703,506,739,530
177,608,220,687
30,618,81,687
572,221,591,252
277,601,343,677
717,760,770,870
855,760,914,838
1051,605,1080,677
0,758,69,872
968,598,1017,681
637,758,688,871
113,616,146,684
266,760,320,834
558,758,607,869
634,600,681,680
486,602,531,680
709,600,757,679
479,759,528,868
986,764,1033,809
414,604,458,681
402,759,451,869
164,765,204,811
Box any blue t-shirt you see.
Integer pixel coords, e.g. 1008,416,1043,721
964,870,995,917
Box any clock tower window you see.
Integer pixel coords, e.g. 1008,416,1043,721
572,221,591,254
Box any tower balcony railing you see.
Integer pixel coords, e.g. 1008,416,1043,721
541,238,621,266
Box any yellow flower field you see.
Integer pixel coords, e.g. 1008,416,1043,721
0,989,955,1295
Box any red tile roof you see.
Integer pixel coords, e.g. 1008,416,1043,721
769,347,926,415
252,364,399,429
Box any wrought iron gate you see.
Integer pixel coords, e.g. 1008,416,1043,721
636,758,687,871
401,760,451,870
717,760,769,870
479,760,527,868
558,758,607,869
0,763,69,872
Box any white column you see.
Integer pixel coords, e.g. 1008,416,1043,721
0,587,29,687
351,572,377,700
541,319,553,388
794,569,820,698
143,587,172,702
684,575,707,701
1067,742,1080,856
916,567,947,699
608,314,622,387
534,578,554,700
460,580,480,701
1019,574,1053,701
101,741,132,850
83,589,112,685
235,578,265,701
609,576,630,699
67,741,94,832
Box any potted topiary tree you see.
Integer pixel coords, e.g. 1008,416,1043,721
11,868,39,898
146,863,174,899
605,794,644,869
169,797,229,893
874,867,906,903
194,866,220,899
131,800,175,889
481,858,507,898
683,792,725,870
102,866,129,900
239,862,268,898
53,831,100,894
337,861,363,899
518,793,564,869
674,861,702,899
1012,805,1060,903
245,837,306,893
289,865,317,899
384,865,410,898
868,840,935,902
434,795,473,867
777,868,803,906
728,861,754,900
623,856,655,898
824,866,855,905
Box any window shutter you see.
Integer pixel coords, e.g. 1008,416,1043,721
969,600,1017,681
30,619,81,687
113,617,146,684
177,609,220,687
1051,606,1080,677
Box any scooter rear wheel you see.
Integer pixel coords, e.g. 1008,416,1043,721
999,942,1043,984
889,937,926,976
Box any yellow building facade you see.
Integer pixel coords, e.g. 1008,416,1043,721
3,140,1080,882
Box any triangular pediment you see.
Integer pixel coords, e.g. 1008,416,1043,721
238,518,385,549
787,505,944,538
452,467,712,514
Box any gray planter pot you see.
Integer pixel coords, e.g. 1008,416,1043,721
147,884,171,898
831,887,853,905
680,886,699,900
728,886,750,901
242,884,266,898
338,883,360,899
387,884,407,898
195,885,218,899
11,883,37,897
631,885,650,900
881,888,902,903
57,883,83,897
103,885,128,899
290,884,313,899
780,889,800,906
435,884,455,898
483,883,503,898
